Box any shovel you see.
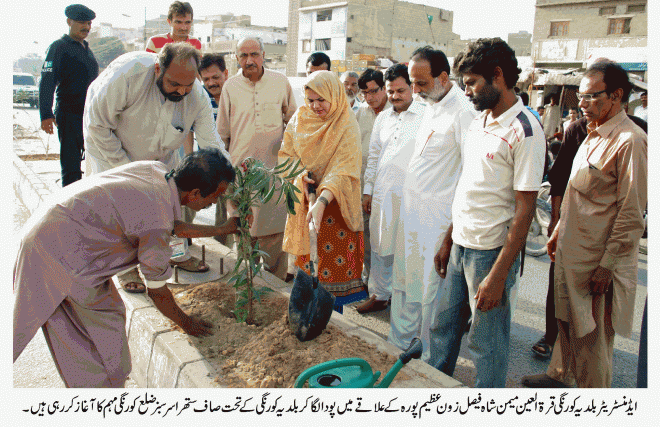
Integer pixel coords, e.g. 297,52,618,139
288,178,335,342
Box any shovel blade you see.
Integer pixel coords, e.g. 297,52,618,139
288,270,335,342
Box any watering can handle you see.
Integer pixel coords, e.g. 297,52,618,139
293,357,374,388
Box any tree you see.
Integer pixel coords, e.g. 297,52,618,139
89,37,127,70
14,54,44,78
227,157,304,324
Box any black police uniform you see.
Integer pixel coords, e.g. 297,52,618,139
39,10,98,186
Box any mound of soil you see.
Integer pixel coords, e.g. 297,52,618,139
174,282,408,388
20,154,60,161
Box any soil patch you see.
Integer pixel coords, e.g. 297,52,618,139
173,281,409,388
20,154,61,161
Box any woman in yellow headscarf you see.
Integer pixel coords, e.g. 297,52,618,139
279,70,367,313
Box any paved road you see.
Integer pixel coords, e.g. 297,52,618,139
12,105,647,389
11,106,139,388
193,205,647,388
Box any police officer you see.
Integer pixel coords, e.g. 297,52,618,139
39,4,99,187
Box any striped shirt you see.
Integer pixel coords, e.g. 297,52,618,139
145,33,201,53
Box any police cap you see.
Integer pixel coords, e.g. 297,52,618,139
65,4,96,21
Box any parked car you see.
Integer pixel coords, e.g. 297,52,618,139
13,72,39,108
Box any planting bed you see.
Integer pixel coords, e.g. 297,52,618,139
172,281,409,388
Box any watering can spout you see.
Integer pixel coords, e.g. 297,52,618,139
376,337,424,388
399,337,423,363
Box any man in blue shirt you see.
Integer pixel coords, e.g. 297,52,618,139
520,92,541,124
199,53,228,120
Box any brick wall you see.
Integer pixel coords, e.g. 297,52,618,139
348,0,457,61
533,0,647,41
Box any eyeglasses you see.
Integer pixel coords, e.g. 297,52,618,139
361,87,382,97
576,90,607,102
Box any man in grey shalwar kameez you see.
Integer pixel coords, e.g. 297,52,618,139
83,42,232,293
13,148,239,387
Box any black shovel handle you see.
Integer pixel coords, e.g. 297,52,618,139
307,171,317,201
306,172,319,283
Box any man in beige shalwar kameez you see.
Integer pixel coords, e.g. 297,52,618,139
216,37,296,280
523,61,647,388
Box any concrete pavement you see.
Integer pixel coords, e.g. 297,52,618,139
12,105,647,388
10,106,460,389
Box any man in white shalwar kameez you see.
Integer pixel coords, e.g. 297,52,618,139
13,149,240,387
357,64,424,314
390,47,476,362
356,69,391,285
83,43,231,292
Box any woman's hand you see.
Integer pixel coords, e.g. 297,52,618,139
306,199,325,234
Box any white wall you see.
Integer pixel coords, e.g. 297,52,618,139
218,27,287,45
288,76,308,110
194,23,214,47
297,7,348,75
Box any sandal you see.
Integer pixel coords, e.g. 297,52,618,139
116,268,146,294
170,256,209,273
521,373,572,388
531,336,553,359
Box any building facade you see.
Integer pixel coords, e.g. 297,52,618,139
508,31,533,56
532,0,647,72
198,18,289,75
286,0,459,77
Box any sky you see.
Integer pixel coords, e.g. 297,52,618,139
9,0,537,61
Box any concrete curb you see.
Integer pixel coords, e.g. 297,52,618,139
118,237,465,388
13,155,464,388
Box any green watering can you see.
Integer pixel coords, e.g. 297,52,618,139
293,338,423,388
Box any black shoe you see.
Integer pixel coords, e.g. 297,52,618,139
531,335,553,359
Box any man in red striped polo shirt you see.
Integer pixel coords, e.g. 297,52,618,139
147,1,202,252
142,2,205,287
146,2,201,54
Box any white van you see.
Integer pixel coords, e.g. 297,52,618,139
13,72,39,108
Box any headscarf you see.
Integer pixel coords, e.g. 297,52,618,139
279,70,363,255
